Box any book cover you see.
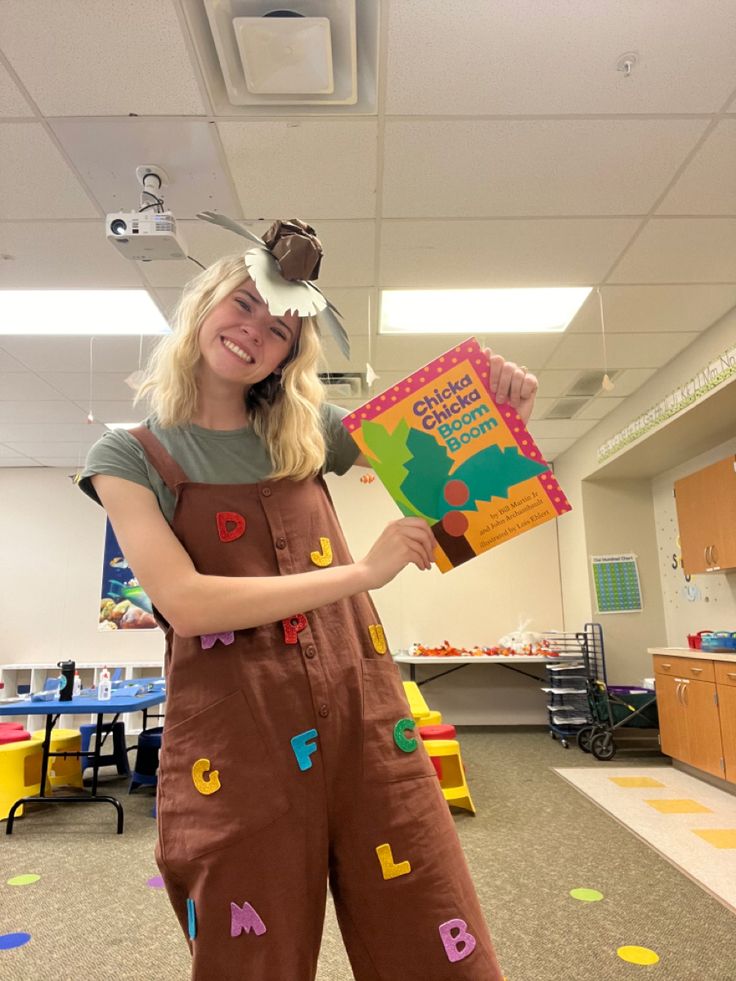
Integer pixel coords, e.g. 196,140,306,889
342,337,572,573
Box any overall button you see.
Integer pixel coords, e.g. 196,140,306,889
318,704,329,718
275,537,287,549
262,487,272,497
304,645,316,659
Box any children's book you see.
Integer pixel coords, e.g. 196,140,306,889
342,337,572,573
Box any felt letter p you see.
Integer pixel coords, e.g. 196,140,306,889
439,918,477,963
291,729,319,771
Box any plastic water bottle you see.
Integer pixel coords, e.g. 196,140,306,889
73,672,82,698
97,666,112,701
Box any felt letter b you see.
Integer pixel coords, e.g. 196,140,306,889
439,918,477,963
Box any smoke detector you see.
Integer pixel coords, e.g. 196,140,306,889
203,1,357,106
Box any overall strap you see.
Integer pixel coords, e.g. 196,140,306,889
128,426,190,494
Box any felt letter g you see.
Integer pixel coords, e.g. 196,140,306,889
192,757,221,795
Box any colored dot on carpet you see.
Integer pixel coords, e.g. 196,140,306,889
147,876,165,889
0,932,31,950
617,945,660,966
7,875,40,887
570,888,603,902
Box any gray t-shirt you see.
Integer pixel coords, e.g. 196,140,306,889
78,403,360,524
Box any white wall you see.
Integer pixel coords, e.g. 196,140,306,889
652,436,736,647
555,306,736,681
0,461,564,725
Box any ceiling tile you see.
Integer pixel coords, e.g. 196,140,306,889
383,119,707,218
609,218,736,283
657,120,736,215
0,1,206,115
0,423,107,444
0,459,42,468
140,219,376,289
49,118,241,219
567,284,736,333
0,222,146,288
534,437,577,460
599,367,657,398
0,123,99,220
0,347,27,371
385,0,736,114
0,442,30,459
0,61,35,116
529,419,598,439
0,371,66,400
0,336,160,374
218,120,378,219
535,370,585,398
379,219,640,288
3,441,97,460
0,400,87,424
81,401,146,426
576,397,626,420
37,372,140,402
545,331,699,369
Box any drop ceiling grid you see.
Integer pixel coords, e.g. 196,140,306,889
0,1,733,466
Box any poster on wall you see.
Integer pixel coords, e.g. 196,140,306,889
99,519,157,630
592,554,643,614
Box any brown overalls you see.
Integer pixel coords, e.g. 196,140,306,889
130,427,503,981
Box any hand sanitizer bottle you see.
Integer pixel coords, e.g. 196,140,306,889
73,672,82,698
97,665,112,701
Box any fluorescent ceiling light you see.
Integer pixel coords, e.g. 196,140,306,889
0,290,170,335
380,287,592,334
104,423,140,431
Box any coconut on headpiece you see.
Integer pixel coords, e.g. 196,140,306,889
196,211,350,359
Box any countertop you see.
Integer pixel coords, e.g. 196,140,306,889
648,646,736,664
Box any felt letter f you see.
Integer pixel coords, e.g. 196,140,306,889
291,729,319,771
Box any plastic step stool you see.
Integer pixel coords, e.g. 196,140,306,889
422,738,475,815
0,723,31,746
417,723,457,740
80,721,130,775
401,681,443,726
30,728,84,790
129,727,163,792
0,740,43,820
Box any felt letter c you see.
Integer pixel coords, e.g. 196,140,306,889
393,717,417,753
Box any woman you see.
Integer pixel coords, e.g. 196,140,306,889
79,218,536,980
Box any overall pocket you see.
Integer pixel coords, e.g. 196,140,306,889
361,658,437,784
157,689,291,864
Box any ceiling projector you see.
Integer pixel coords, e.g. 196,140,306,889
106,210,188,262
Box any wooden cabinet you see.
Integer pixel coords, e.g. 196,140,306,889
653,655,729,781
715,661,736,782
674,454,736,574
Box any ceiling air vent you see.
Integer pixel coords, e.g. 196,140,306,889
203,0,357,106
544,397,590,420
566,370,619,397
319,372,364,399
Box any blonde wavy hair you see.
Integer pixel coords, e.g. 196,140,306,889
135,252,327,480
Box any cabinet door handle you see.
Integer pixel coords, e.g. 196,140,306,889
661,663,672,670
727,672,736,680
711,544,719,567
682,682,688,705
704,545,711,566
690,667,703,674
676,682,683,704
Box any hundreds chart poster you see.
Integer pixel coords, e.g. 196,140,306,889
343,337,572,573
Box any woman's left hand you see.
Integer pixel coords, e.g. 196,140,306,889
484,348,539,426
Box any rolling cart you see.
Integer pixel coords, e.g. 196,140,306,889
540,628,595,749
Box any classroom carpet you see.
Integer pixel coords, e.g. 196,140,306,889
554,764,736,914
2,729,735,980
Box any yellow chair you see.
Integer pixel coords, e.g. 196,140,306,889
402,681,443,726
30,728,84,791
0,739,43,820
423,738,475,815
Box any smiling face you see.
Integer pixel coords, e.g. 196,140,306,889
197,279,302,392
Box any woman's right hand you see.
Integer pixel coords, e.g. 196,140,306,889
358,518,437,589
